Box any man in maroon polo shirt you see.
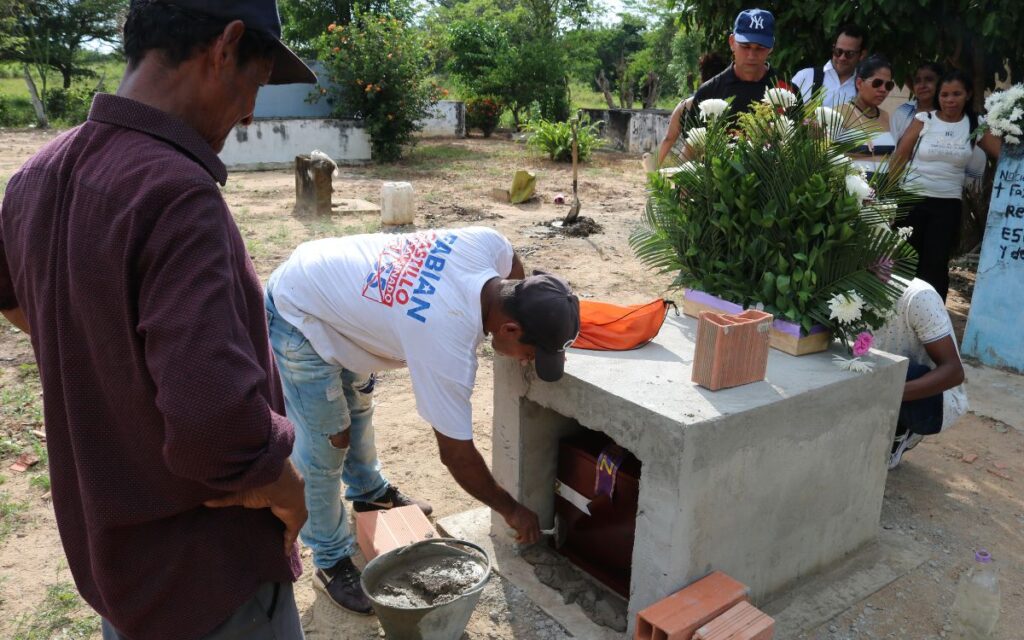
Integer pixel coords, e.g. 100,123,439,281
0,2,315,638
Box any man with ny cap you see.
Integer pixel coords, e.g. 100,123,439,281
265,226,580,614
0,1,316,638
690,8,779,119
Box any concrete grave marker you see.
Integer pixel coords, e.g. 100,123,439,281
963,145,1024,372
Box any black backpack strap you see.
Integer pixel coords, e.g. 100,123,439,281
812,65,825,96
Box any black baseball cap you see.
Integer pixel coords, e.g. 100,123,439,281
514,273,580,382
165,0,316,85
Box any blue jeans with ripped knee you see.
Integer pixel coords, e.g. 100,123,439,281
265,290,389,570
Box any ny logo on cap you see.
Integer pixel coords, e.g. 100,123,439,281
749,14,765,30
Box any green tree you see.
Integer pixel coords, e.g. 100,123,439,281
314,13,440,162
279,0,414,56
444,7,570,126
678,0,1020,110
0,0,124,90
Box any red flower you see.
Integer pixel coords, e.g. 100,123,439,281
775,79,792,91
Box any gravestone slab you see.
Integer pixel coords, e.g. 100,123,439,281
963,144,1024,373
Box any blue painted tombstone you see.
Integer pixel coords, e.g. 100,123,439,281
963,144,1024,372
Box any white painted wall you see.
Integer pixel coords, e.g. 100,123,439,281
219,118,372,170
419,100,466,137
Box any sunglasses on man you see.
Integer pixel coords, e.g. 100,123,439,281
832,47,861,59
866,78,895,91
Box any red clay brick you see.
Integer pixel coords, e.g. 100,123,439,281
692,310,773,391
634,571,750,640
694,600,775,640
355,505,437,561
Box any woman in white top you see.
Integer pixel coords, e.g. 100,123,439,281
892,70,1002,300
838,55,896,177
890,61,942,142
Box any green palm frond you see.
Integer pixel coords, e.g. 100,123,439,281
634,88,920,340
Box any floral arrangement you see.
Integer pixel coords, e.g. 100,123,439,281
465,96,503,138
632,88,920,370
980,83,1024,145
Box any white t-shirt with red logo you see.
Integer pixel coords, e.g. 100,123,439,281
268,226,514,440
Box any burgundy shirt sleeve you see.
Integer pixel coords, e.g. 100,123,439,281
0,177,20,311
136,181,292,492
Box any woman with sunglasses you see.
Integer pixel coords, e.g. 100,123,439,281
890,62,943,142
839,55,896,176
892,70,1002,301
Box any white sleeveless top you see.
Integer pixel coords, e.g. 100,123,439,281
907,112,973,200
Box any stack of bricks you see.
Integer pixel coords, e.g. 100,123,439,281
634,571,775,640
355,504,437,561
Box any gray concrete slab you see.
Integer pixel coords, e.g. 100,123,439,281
437,507,622,640
761,530,930,636
492,314,909,636
963,363,1024,433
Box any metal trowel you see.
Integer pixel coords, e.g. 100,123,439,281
508,512,567,548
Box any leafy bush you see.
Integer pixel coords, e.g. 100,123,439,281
314,14,440,162
465,96,502,137
0,95,35,128
525,116,602,162
631,90,920,347
44,87,94,125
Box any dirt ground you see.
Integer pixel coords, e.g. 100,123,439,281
0,129,1021,639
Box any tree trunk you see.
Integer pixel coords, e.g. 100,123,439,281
294,155,334,216
642,72,661,109
62,67,72,89
970,38,985,113
595,69,615,109
23,65,48,129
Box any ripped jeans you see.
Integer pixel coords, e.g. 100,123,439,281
265,291,389,570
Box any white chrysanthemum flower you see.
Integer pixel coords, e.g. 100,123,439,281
1007,134,1021,145
814,106,842,131
845,174,873,203
698,99,729,120
828,153,856,174
763,87,797,108
833,355,875,373
685,126,708,150
772,116,794,137
897,226,914,239
828,291,865,324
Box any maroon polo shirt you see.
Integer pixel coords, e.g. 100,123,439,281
0,94,300,640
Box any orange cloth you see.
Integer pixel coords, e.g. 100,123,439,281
572,298,674,351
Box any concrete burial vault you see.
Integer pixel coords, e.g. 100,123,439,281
486,313,907,636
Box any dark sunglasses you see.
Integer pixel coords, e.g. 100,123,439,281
832,47,861,59
867,78,896,91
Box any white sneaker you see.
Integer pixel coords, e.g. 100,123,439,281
905,433,925,451
888,434,910,470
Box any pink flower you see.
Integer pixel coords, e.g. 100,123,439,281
852,331,873,357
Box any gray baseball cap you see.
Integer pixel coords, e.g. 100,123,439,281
161,0,316,84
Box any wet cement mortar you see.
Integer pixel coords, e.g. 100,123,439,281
371,556,486,608
543,216,604,237
521,544,628,632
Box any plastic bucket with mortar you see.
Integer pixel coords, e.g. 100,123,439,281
361,537,491,640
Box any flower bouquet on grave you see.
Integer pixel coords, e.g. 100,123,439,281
631,87,919,362
978,83,1024,149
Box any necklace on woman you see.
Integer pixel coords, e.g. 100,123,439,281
851,98,880,119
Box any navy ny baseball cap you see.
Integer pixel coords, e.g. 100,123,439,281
733,8,775,49
161,0,316,84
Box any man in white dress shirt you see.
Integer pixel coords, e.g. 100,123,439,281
791,24,867,107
